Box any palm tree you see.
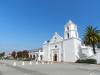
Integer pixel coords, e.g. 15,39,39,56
83,25,100,54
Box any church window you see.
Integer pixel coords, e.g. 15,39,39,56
67,33,69,38
67,26,69,30
55,37,57,39
75,32,77,38
40,55,43,60
47,40,50,43
33,55,35,60
55,45,57,48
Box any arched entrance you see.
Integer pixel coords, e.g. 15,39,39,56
33,55,35,60
53,54,57,61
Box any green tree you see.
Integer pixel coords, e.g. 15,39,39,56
83,25,100,54
11,51,16,59
17,50,29,59
0,52,5,59
22,50,29,58
17,51,22,58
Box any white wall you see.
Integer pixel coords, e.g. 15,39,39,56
49,42,63,62
81,46,94,57
43,44,50,61
63,39,75,62
90,49,100,64
63,38,81,62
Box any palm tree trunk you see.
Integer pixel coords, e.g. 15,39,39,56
92,43,96,54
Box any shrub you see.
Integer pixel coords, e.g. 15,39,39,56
76,59,97,64
23,58,31,61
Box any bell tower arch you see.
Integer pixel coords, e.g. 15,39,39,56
64,20,79,39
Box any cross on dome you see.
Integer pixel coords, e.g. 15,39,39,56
68,20,73,24
54,32,58,35
65,20,76,27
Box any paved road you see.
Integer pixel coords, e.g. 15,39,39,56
0,60,100,75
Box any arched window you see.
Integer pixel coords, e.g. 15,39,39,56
55,45,57,48
55,37,57,39
67,33,69,38
67,26,69,30
40,55,43,60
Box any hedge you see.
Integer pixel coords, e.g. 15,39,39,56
76,59,97,64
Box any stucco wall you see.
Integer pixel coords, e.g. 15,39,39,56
49,42,63,62
43,44,50,61
63,38,81,62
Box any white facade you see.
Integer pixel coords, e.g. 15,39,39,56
43,32,63,62
28,20,99,63
42,20,92,62
29,48,43,61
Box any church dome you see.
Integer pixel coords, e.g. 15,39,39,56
65,20,77,31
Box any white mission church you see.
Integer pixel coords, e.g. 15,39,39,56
29,20,100,63
42,20,82,62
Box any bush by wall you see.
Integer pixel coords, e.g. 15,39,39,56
76,59,97,64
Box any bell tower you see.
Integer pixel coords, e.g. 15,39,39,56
64,20,79,39
63,20,81,62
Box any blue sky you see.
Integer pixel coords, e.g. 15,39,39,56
0,0,100,51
